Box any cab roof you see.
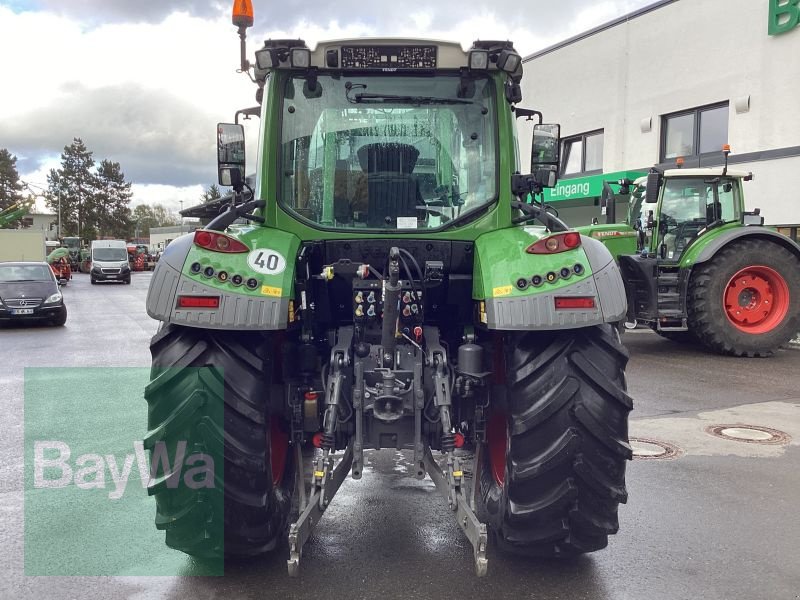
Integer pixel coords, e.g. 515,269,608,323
663,168,752,178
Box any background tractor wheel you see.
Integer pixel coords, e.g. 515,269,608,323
687,239,800,357
480,324,632,558
145,324,294,558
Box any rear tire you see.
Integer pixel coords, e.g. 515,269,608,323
480,324,632,557
687,239,800,357
145,324,294,558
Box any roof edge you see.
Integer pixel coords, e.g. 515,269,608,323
523,0,680,63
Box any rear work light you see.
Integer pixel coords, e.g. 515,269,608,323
554,297,595,310
194,230,249,253
526,232,582,254
177,296,220,309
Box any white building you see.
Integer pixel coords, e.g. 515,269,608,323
150,223,199,252
519,0,800,240
21,212,58,241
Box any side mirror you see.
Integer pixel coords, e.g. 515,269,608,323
217,123,246,189
531,124,561,171
645,172,660,203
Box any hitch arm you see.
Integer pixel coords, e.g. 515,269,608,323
423,447,488,577
287,443,354,577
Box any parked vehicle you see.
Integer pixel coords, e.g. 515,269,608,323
577,148,800,356
46,247,72,284
0,262,67,326
90,240,131,284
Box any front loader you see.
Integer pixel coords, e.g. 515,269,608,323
143,1,633,576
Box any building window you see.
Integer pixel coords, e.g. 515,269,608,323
561,130,603,176
661,103,729,161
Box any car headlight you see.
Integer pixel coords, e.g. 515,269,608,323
44,292,63,304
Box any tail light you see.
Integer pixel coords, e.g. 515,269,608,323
194,230,249,253
554,296,595,310
177,295,220,309
526,232,581,254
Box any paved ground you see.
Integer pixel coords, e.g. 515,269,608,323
1,271,799,599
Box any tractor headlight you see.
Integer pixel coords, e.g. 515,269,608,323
255,47,277,70
468,49,489,70
44,291,62,304
496,48,521,73
290,47,311,68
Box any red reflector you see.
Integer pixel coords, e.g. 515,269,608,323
563,232,580,248
312,432,324,448
454,433,465,448
178,296,220,309
554,297,595,309
526,232,582,254
304,391,318,401
193,230,249,253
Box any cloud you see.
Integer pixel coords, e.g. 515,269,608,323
2,0,654,210
30,0,225,25
1,82,217,186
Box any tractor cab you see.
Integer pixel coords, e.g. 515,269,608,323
648,169,749,263
619,167,753,331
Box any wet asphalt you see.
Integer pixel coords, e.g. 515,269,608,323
1,272,799,600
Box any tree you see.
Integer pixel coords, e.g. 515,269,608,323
200,184,222,204
46,138,96,238
0,149,25,228
131,203,179,237
45,139,134,241
96,160,133,239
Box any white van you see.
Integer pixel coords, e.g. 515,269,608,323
90,240,131,284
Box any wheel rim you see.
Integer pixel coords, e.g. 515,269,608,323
487,412,507,487
723,265,790,334
270,418,289,486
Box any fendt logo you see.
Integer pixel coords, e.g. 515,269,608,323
769,0,800,35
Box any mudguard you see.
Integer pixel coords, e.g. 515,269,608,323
146,227,300,330
473,227,627,330
681,225,800,268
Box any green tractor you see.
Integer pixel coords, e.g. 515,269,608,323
144,3,633,577
578,151,800,356
61,236,83,271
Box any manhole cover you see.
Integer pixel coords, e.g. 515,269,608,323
705,424,791,445
629,437,682,460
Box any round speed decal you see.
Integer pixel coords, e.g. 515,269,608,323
247,249,287,275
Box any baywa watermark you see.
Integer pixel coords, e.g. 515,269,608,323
33,440,216,500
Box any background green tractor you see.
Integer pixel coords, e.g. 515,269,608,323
577,149,800,356
143,1,633,577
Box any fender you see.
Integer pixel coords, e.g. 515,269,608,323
473,227,627,330
146,227,300,330
682,226,800,268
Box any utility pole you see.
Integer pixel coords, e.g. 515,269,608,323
57,190,61,239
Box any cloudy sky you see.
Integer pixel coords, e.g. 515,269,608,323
0,0,652,213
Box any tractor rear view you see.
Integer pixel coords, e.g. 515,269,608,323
581,150,800,356
142,0,633,576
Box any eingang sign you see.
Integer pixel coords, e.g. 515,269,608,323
769,0,800,35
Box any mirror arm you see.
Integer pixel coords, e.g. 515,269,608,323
510,200,569,232
513,107,543,122
206,193,263,232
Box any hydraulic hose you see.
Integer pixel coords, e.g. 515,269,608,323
380,247,402,368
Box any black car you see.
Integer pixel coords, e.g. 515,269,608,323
0,262,68,326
